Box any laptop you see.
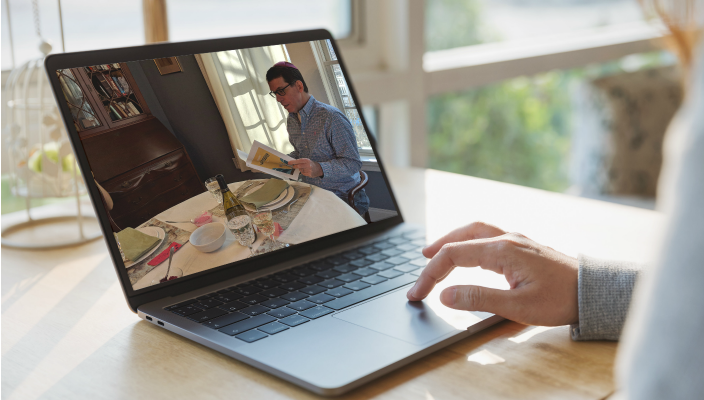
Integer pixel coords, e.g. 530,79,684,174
46,29,504,396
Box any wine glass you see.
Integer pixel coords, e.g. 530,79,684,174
227,215,256,256
252,210,287,251
204,177,222,204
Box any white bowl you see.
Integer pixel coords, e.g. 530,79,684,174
190,222,226,253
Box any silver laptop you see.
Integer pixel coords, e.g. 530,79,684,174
46,29,503,396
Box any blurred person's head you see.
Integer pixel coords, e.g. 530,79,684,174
267,62,310,113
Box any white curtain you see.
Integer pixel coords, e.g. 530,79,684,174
195,46,292,171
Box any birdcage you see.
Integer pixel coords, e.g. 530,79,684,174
1,41,102,249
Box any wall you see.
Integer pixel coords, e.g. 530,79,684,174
128,55,265,183
285,42,331,106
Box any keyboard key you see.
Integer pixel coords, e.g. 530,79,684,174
187,307,228,323
254,279,280,289
341,250,364,260
402,251,423,260
318,279,344,289
216,289,231,294
358,246,380,255
327,256,347,266
214,293,244,303
344,281,371,291
403,231,425,240
336,273,361,283
287,300,316,311
291,267,316,277
410,258,429,267
385,256,410,265
219,314,276,336
412,239,426,247
369,261,395,271
217,301,249,312
351,267,377,277
381,248,403,257
325,274,416,311
260,298,290,309
366,253,389,262
309,261,333,271
236,329,268,343
165,299,198,311
326,287,353,298
395,263,420,273
361,275,388,285
240,294,269,305
397,243,418,252
333,263,357,273
350,258,373,268
306,293,335,304
279,314,310,327
388,237,407,245
203,312,249,329
299,285,327,295
267,307,297,319
378,269,404,279
234,285,262,296
258,322,289,335
241,305,270,316
171,305,202,316
260,288,288,298
280,291,309,302
194,299,224,310
316,269,341,279
411,268,425,277
196,294,215,301
299,306,334,319
298,275,324,285
280,281,306,292
373,241,394,250
273,273,298,283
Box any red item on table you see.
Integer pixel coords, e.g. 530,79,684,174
274,222,283,238
148,242,182,266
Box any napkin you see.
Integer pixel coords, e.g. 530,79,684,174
240,179,289,208
116,227,161,262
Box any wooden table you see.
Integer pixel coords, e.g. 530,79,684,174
1,167,663,400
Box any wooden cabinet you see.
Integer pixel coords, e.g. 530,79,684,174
57,63,204,230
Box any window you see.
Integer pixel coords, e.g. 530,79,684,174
312,39,373,156
168,0,352,42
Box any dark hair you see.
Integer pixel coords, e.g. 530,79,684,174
266,66,308,93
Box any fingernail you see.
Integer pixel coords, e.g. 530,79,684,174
408,284,418,298
441,287,457,307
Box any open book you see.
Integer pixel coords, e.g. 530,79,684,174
236,140,300,181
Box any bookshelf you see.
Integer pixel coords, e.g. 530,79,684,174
57,63,152,138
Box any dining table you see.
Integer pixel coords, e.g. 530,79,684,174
130,179,366,290
1,166,664,400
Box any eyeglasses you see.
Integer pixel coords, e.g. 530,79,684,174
269,84,290,98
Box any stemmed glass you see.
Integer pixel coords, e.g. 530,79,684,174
252,210,287,251
227,215,256,256
204,177,222,204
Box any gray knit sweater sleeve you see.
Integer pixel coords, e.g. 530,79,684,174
570,255,643,341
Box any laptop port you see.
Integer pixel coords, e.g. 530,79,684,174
146,316,152,321
158,321,164,326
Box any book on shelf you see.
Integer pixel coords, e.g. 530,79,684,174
126,102,141,115
95,74,115,97
109,105,123,120
111,77,126,95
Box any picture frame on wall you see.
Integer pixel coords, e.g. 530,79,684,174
154,57,183,75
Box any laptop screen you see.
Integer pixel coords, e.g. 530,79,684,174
53,38,399,291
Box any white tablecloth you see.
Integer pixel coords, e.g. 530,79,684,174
132,181,365,290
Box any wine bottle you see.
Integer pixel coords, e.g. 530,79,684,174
216,175,247,222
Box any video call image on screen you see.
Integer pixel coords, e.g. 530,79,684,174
55,40,399,291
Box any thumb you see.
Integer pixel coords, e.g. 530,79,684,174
440,285,515,317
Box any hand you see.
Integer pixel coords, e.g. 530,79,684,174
406,222,579,326
288,158,323,178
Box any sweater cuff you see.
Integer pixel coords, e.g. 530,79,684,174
571,254,641,341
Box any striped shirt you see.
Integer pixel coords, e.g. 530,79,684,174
287,96,362,200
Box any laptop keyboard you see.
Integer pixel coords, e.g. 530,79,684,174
162,230,427,343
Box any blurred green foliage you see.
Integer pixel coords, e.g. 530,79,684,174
425,0,673,192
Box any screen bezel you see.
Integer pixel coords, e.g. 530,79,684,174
45,29,404,312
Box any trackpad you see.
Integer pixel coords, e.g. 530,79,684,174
333,288,492,346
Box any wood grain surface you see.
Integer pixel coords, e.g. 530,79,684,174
2,168,663,399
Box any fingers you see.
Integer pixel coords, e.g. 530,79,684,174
407,237,507,301
422,222,506,259
440,285,518,319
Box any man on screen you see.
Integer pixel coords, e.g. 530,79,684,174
266,61,369,216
